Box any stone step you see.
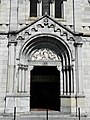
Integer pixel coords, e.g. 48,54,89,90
0,115,89,120
19,111,69,116
1,111,89,120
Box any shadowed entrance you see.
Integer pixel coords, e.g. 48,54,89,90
30,66,60,111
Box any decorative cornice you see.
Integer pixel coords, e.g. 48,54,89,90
0,32,8,35
60,94,85,98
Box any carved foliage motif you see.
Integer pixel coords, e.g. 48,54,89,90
30,48,60,61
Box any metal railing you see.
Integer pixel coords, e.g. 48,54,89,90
14,107,16,120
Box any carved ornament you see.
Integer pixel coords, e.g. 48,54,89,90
30,48,60,61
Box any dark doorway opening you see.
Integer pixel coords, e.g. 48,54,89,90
30,66,60,111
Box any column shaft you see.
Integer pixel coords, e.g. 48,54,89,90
74,42,83,94
7,41,16,93
50,1,55,17
22,69,25,92
19,68,22,92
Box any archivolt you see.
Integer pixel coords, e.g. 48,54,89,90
19,34,72,65
19,34,73,94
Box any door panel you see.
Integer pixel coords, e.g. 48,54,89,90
30,66,60,111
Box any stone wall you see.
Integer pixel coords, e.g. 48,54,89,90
82,38,90,115
0,35,8,113
0,0,90,116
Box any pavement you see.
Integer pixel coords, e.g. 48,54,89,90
0,112,90,120
0,115,90,120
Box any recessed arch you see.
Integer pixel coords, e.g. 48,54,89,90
17,34,74,111
19,34,72,66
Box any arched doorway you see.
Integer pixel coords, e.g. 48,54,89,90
30,66,60,111
19,35,73,113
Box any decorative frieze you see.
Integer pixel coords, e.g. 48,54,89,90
17,15,74,42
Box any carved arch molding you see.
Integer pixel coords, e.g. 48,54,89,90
20,35,72,66
18,35,74,95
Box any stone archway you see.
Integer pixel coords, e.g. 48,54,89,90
19,35,73,113
30,66,60,111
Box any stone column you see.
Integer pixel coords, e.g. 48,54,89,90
57,65,63,95
37,0,42,16
7,34,17,93
9,0,18,31
62,66,65,95
60,69,63,95
28,66,34,109
74,36,83,94
70,65,74,94
18,64,28,92
29,0,31,17
74,0,82,32
67,66,70,95
28,66,34,94
18,67,22,92
22,68,25,92
50,0,55,17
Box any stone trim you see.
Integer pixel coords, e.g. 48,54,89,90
18,64,28,70
5,95,30,97
7,41,17,47
74,42,83,47
60,94,85,98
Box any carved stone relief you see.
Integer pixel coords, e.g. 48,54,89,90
17,16,74,42
30,48,60,61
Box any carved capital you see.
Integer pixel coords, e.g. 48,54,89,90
18,64,28,70
50,0,54,3
74,42,83,47
9,34,16,41
37,0,42,3
7,41,17,47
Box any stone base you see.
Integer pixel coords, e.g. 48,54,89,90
60,94,86,115
4,94,86,115
5,94,30,113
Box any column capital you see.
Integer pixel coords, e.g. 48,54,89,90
37,0,42,3
7,41,17,47
74,42,83,47
50,0,55,4
8,34,17,41
18,64,28,70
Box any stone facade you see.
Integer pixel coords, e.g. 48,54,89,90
0,0,90,117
